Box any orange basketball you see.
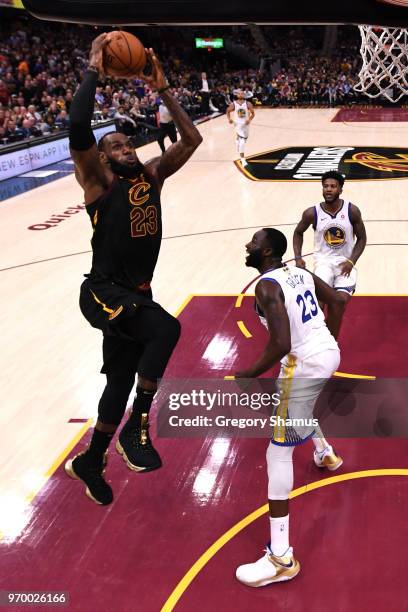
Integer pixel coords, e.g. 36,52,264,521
103,31,146,78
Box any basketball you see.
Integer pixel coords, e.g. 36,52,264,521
103,31,147,78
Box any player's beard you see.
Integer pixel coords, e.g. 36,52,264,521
108,157,144,179
245,249,262,270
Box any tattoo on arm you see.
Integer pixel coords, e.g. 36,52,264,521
151,90,202,183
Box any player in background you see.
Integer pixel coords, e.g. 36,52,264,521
293,171,366,338
226,89,255,166
235,228,346,587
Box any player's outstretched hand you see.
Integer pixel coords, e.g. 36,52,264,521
89,32,111,78
139,48,168,91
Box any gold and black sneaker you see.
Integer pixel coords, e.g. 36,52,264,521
116,413,162,472
65,451,113,505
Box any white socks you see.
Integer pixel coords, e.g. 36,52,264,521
269,515,289,557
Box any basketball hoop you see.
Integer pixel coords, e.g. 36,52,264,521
355,25,408,103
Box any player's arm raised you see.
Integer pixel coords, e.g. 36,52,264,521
69,33,112,204
143,49,202,184
235,281,291,378
293,207,315,268
339,204,367,277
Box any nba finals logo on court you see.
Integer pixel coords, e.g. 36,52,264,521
237,146,408,181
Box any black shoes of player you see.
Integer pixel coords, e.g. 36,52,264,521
116,413,162,472
66,415,161,504
65,450,113,505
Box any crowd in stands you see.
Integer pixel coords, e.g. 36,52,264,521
0,11,375,148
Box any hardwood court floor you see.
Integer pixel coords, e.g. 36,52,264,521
0,109,407,610
1,294,407,611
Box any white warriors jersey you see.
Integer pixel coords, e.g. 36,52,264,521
256,266,338,364
313,200,355,262
234,100,249,123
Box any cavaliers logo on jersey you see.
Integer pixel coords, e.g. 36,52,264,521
127,174,158,238
129,175,151,206
323,225,346,248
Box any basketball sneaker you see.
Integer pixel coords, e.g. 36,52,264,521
236,545,300,587
314,445,343,471
65,451,113,505
116,413,162,472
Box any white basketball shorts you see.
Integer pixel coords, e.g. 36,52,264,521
314,258,357,295
272,348,341,446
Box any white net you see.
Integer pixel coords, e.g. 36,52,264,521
355,26,408,102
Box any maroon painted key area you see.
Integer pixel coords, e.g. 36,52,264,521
1,296,407,611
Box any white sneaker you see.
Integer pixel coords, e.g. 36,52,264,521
241,158,248,167
236,546,300,587
314,445,343,471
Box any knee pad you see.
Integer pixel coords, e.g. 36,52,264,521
266,442,295,500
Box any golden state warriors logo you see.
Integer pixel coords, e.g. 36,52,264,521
236,146,408,181
237,108,246,118
324,226,346,249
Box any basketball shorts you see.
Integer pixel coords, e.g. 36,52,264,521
80,277,162,376
235,123,249,139
271,348,341,447
314,258,357,295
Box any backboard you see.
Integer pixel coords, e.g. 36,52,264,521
20,0,408,26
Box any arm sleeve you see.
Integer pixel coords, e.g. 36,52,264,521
69,69,98,151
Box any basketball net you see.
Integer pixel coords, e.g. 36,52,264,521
355,26,408,102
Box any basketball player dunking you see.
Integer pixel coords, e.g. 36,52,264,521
226,89,255,166
235,228,347,587
65,34,202,505
293,171,367,338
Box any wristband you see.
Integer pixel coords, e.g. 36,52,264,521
158,85,170,94
345,258,355,266
294,256,303,260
